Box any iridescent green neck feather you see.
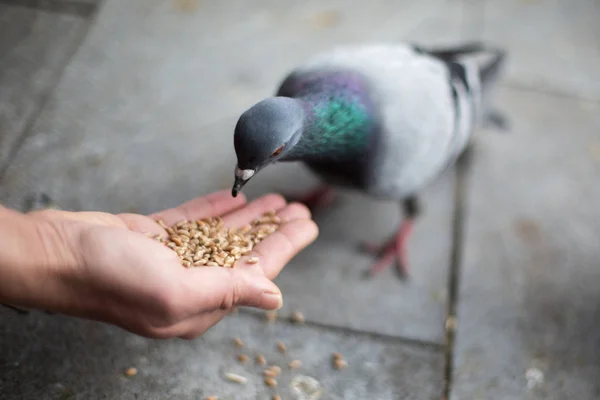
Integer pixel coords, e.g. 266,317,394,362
283,93,375,163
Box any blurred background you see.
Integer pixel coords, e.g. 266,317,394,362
0,0,599,399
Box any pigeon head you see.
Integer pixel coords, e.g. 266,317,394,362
231,97,306,197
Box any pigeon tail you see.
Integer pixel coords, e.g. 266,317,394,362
412,41,506,88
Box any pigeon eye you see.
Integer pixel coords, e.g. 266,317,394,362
272,145,285,157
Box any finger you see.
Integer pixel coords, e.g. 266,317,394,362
180,266,283,316
124,193,288,239
239,219,319,279
231,201,312,269
149,189,247,226
275,202,312,223
220,193,287,228
117,213,167,236
231,202,315,275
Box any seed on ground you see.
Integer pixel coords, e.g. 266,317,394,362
288,360,302,369
237,354,249,364
276,341,287,354
124,367,137,377
333,358,348,370
331,352,347,370
273,395,282,400
224,372,248,384
265,310,277,322
265,377,278,387
232,338,244,348
264,365,282,377
153,213,280,269
445,316,457,330
204,397,218,400
290,311,305,324
256,354,267,366
269,365,281,376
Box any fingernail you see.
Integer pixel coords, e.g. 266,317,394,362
254,279,283,309
262,291,283,310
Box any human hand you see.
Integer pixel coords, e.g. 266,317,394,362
17,190,318,339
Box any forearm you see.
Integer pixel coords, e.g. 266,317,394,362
0,205,78,310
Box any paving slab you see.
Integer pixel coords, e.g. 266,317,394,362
478,0,600,101
0,309,444,400
0,1,100,17
407,0,600,101
0,0,442,153
0,5,86,171
0,0,452,344
450,88,600,399
242,171,454,345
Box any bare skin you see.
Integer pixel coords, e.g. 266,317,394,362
0,190,318,340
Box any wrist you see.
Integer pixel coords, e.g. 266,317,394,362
0,206,81,311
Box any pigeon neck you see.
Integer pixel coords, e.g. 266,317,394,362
283,93,376,162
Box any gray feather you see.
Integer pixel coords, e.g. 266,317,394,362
281,42,505,199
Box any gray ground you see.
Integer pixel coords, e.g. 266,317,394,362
0,0,599,399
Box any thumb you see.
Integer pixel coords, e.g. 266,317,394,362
184,267,283,312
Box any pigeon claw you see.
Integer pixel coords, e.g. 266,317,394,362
359,219,414,280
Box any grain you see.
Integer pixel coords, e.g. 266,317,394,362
288,359,302,369
273,395,282,400
204,397,218,400
333,358,348,370
232,337,244,348
276,341,287,354
224,372,248,384
237,354,249,364
124,367,137,377
256,354,267,366
290,311,305,324
445,316,457,331
264,365,282,378
265,377,278,388
153,212,281,268
332,352,347,370
265,310,277,322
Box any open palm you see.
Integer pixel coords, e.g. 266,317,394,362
28,190,318,339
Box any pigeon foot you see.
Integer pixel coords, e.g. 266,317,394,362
360,218,414,280
287,185,336,212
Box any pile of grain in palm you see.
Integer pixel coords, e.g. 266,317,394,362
152,211,281,268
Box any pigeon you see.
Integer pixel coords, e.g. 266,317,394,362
230,41,507,279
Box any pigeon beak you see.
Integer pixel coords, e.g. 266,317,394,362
231,177,247,197
231,166,256,197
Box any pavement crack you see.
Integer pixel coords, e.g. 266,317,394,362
238,308,444,352
0,5,100,184
0,0,99,18
500,81,600,104
441,143,472,400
